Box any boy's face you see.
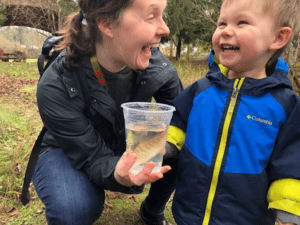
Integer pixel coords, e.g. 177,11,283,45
212,0,277,77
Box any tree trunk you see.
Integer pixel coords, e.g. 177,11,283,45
176,38,181,60
56,0,64,31
170,41,173,59
187,44,191,61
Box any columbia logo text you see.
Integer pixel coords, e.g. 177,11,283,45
247,115,272,126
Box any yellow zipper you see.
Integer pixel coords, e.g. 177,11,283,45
202,77,245,225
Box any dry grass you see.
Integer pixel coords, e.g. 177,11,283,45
169,58,208,88
0,36,27,54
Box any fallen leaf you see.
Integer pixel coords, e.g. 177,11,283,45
14,163,21,173
7,207,15,213
106,191,129,200
104,200,113,208
106,191,119,199
9,209,19,216
36,208,45,214
131,195,139,203
30,196,38,200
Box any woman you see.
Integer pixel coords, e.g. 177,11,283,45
33,0,182,224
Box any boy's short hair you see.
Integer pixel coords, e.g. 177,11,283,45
265,0,300,65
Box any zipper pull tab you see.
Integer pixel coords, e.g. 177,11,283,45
229,87,239,113
232,88,238,98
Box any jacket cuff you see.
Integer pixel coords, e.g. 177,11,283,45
267,179,300,216
277,210,300,225
166,125,186,151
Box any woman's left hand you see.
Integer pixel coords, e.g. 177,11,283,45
114,147,171,187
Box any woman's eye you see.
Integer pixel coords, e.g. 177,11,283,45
238,21,248,25
147,15,155,20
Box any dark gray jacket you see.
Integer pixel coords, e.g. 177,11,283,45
37,47,183,193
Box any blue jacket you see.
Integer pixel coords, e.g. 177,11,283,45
171,51,300,225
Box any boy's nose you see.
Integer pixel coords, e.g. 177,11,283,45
221,26,234,37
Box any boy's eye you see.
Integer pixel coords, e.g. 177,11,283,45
218,22,226,26
238,21,248,25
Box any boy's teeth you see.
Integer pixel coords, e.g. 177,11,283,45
222,45,239,49
222,45,240,51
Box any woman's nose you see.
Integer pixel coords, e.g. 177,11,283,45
158,19,170,37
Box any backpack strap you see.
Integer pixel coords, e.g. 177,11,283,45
37,34,63,76
37,54,46,76
21,126,47,205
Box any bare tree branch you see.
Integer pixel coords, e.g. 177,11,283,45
6,0,64,33
191,0,218,28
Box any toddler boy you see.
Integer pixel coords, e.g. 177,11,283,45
166,0,300,224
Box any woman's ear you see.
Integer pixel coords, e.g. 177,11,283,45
97,18,114,39
269,27,292,51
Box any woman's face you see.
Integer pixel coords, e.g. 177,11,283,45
110,0,170,70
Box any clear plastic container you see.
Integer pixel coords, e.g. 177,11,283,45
121,102,175,174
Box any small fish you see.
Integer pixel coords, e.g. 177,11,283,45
132,128,168,164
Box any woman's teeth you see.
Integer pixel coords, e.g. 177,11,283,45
142,45,151,53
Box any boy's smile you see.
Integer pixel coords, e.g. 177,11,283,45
221,44,240,53
212,0,277,79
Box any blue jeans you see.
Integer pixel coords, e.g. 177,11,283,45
32,148,104,225
33,148,178,224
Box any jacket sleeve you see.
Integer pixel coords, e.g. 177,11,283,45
164,81,202,151
152,67,183,105
170,81,201,131
37,57,143,194
150,48,183,105
267,93,300,216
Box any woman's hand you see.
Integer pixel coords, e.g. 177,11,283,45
114,147,171,187
277,219,296,225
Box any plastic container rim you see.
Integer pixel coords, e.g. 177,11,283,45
121,102,175,113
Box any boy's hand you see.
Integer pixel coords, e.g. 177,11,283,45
114,146,171,187
277,219,296,225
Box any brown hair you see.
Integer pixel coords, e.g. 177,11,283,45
265,0,300,67
56,0,133,66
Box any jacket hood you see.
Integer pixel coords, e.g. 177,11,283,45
207,50,293,96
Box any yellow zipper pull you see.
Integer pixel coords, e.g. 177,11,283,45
229,79,240,113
